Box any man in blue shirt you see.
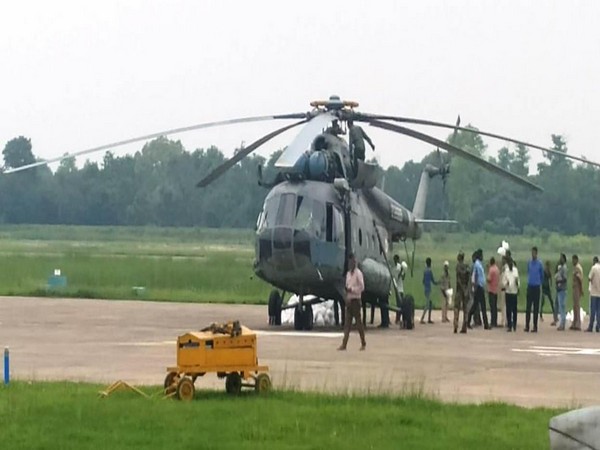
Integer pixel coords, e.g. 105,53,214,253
525,246,544,332
420,257,437,324
469,249,490,330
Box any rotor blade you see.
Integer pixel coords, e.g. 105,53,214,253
196,120,307,187
274,112,335,167
4,113,307,174
369,120,543,192
357,113,600,169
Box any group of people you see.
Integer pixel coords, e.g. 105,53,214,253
337,248,600,351
421,246,600,334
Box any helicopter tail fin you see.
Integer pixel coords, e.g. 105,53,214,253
412,164,438,220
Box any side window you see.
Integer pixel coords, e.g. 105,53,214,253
333,208,344,244
325,203,333,242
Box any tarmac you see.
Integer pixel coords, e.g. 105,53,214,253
1,296,599,408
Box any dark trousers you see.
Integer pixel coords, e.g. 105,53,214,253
506,293,518,330
395,292,405,323
470,286,489,328
341,299,366,348
526,285,541,330
488,292,498,327
380,296,390,327
541,288,557,321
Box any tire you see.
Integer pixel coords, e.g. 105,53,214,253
294,305,303,330
268,290,282,325
164,371,178,390
255,373,272,394
403,294,415,330
176,377,195,401
225,372,242,395
303,304,314,330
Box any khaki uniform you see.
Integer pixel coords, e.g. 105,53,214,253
340,268,366,349
571,263,584,330
454,262,470,332
440,271,451,322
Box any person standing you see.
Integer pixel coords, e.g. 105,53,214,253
454,251,470,334
503,257,520,332
555,254,568,331
421,257,437,324
439,261,451,323
586,257,600,332
487,257,500,327
338,254,366,351
541,260,558,325
571,255,583,331
347,119,375,168
470,249,490,330
391,255,406,325
525,246,543,333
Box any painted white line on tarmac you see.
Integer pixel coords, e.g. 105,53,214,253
512,346,600,356
116,341,174,347
256,330,343,338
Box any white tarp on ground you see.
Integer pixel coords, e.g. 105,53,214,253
566,308,587,324
282,295,337,326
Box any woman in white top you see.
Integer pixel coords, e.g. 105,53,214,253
503,258,520,332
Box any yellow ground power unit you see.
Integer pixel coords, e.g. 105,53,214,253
164,321,271,400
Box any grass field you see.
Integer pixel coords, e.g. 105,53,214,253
0,224,598,312
0,382,561,449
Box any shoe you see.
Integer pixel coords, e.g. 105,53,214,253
484,326,491,330
467,325,473,330
550,321,556,326
507,328,512,332
420,319,426,324
513,326,516,332
427,320,434,324
596,328,600,333
585,328,593,333
377,324,389,328
524,328,529,332
359,344,366,351
454,328,457,334
572,327,582,331
337,346,346,351
557,326,565,331
531,328,537,333
459,329,467,334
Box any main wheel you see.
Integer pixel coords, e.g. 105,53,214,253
268,290,282,325
294,305,303,330
225,372,242,395
403,294,415,330
255,373,272,394
303,304,314,330
176,377,195,401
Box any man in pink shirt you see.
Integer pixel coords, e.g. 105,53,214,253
338,253,366,351
487,257,500,327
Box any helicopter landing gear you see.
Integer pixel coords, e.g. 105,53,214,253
293,296,314,331
268,290,283,325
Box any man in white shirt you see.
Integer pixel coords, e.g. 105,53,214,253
338,253,366,351
586,257,600,332
503,257,520,332
391,254,406,324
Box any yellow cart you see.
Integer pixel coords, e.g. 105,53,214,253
164,321,271,400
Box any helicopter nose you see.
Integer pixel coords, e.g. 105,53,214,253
256,227,312,272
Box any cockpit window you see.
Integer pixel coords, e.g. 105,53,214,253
276,193,296,226
294,196,312,230
258,196,279,232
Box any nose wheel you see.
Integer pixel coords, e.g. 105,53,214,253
268,290,283,325
294,300,314,331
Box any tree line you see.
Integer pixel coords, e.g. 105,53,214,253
1,128,598,235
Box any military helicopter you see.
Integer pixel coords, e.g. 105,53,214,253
7,95,600,330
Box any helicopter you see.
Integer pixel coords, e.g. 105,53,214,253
7,95,600,330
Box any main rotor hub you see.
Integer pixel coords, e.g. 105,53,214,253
310,94,358,111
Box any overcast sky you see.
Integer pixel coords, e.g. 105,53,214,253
1,0,599,173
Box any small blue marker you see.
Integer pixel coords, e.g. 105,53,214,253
3,347,9,385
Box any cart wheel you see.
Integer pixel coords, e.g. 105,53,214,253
255,373,272,394
176,377,195,401
225,372,242,395
163,372,177,389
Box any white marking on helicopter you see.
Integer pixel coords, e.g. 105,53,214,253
512,346,600,357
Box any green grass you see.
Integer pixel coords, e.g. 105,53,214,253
0,224,597,309
0,382,561,449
